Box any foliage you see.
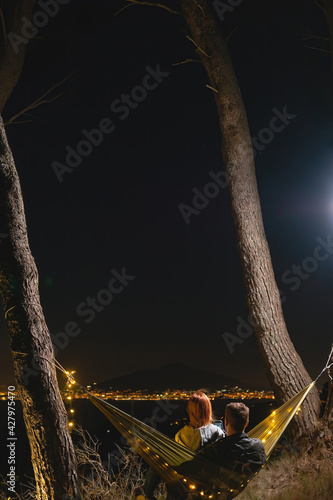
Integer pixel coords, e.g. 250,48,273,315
239,423,333,500
0,428,166,500
1,425,333,499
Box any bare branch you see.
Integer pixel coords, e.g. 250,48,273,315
0,9,7,45
226,25,239,43
312,0,326,14
5,73,77,126
206,84,218,93
172,58,201,66
117,0,180,15
7,119,32,124
195,0,205,18
300,44,330,53
300,34,329,41
186,34,210,57
299,28,329,41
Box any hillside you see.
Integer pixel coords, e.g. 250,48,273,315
96,363,256,391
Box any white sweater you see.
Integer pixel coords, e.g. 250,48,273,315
175,423,224,451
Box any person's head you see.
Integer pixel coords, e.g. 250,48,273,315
186,390,212,428
225,403,249,435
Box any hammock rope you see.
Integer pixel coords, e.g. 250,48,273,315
88,392,247,498
247,382,315,457
51,348,333,499
314,343,333,383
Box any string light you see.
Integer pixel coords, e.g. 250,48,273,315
58,365,317,497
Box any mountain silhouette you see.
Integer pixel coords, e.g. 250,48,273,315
96,363,254,391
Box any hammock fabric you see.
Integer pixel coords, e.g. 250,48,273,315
87,382,315,499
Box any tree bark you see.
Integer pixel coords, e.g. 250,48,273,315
323,348,333,422
323,378,333,423
0,116,78,498
180,0,321,436
0,1,37,113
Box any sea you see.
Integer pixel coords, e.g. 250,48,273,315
0,398,275,484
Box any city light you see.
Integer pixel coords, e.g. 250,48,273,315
58,386,275,401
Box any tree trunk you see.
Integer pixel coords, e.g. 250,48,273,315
0,1,37,113
323,348,333,422
323,378,333,423
0,116,78,499
180,0,321,436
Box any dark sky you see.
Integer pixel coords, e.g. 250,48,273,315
1,0,333,389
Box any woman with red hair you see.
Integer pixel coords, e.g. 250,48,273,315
137,390,224,500
175,390,224,450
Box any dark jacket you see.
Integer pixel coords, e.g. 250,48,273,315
199,432,267,473
174,432,267,499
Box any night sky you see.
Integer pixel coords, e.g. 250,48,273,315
1,0,333,389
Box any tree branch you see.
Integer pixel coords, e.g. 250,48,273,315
312,0,326,14
300,44,330,53
300,34,329,41
0,1,38,113
186,34,210,57
206,84,218,92
172,58,201,66
5,73,77,126
0,8,8,45
226,25,239,43
116,0,180,16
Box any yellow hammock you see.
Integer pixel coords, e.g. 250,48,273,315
87,382,315,499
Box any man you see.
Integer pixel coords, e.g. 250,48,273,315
199,402,267,471
172,402,267,499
